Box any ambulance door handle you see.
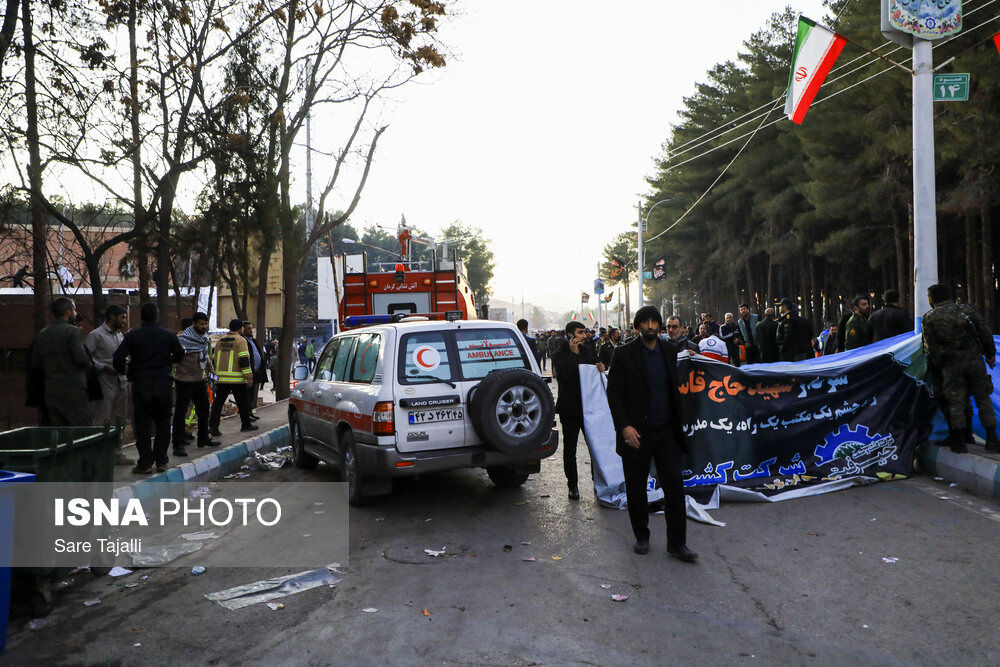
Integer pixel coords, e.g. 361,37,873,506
333,392,342,401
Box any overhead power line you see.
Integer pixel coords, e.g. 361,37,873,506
663,0,999,166
645,9,1000,243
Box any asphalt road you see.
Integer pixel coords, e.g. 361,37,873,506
4,433,1000,665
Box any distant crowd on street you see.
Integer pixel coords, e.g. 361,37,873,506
27,297,286,475
525,284,997,561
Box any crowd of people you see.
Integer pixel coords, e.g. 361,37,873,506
27,298,276,475
536,285,997,561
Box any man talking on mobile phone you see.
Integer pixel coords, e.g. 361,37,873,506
552,320,605,500
605,306,696,562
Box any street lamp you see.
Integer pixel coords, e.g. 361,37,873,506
636,198,674,309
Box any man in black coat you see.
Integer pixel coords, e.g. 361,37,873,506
605,306,696,562
754,308,780,363
551,320,605,499
113,303,184,474
869,289,912,341
776,298,814,361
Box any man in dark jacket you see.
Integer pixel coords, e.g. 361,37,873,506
516,319,538,366
755,308,780,363
869,289,912,341
776,298,814,361
30,297,92,426
736,304,759,363
605,305,695,562
551,320,605,499
843,295,873,351
242,321,266,421
113,303,184,474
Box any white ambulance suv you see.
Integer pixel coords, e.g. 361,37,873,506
288,317,557,505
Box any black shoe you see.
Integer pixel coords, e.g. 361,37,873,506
240,424,259,432
948,429,968,454
172,447,189,457
985,429,1000,453
249,414,260,422
668,545,698,563
184,433,195,441
964,428,975,444
198,440,222,448
633,538,650,555
567,487,580,500
154,463,168,472
131,465,153,475
209,429,222,437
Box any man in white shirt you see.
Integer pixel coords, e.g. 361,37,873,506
84,304,134,465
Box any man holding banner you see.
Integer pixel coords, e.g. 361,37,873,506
605,306,696,562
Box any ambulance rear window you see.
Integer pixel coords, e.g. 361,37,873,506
454,329,528,380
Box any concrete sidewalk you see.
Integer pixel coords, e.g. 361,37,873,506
919,438,1000,501
112,400,292,499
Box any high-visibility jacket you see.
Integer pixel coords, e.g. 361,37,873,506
213,333,252,384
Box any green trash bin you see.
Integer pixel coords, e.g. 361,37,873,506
0,426,120,483
0,426,121,617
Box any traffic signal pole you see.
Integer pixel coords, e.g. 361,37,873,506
911,38,938,330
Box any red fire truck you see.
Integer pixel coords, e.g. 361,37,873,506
337,227,479,329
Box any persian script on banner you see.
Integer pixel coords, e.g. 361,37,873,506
888,0,962,40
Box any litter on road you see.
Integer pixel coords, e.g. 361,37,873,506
28,619,48,631
243,451,290,471
521,557,536,562
502,545,512,552
181,531,221,541
205,568,343,610
108,566,133,577
83,599,101,606
611,595,629,601
132,542,203,566
600,584,611,589
362,608,378,613
882,557,900,563
424,548,446,557
551,556,563,560
192,566,206,575
422,609,431,616
266,602,285,610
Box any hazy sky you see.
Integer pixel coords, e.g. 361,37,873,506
300,0,830,313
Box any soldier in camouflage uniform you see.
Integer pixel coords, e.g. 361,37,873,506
922,283,999,453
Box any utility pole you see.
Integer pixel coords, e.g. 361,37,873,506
306,112,314,244
880,1,958,329
911,38,937,329
636,200,644,310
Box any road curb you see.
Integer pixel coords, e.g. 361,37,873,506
113,424,291,502
919,442,1000,501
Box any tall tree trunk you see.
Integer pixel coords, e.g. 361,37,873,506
275,239,301,401
892,209,907,313
85,254,106,323
743,256,755,310
981,184,995,327
129,0,149,302
22,0,50,331
156,184,176,313
907,202,915,315
965,215,977,305
255,249,272,344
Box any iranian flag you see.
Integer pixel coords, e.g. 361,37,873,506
785,16,847,125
